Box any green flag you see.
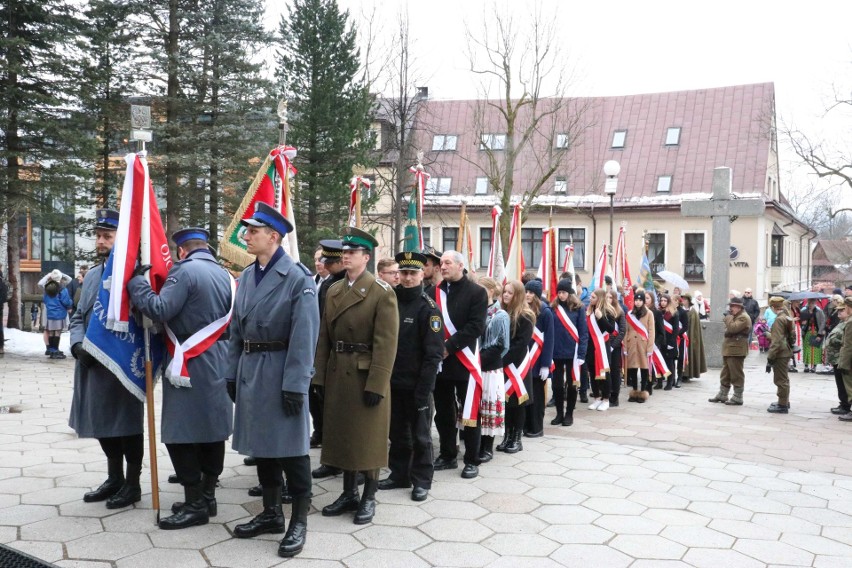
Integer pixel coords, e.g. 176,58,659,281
403,192,419,252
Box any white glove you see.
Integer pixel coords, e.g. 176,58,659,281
539,368,550,381
576,359,585,366
647,351,654,357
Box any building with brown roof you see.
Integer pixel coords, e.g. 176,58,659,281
812,239,852,288
367,82,815,303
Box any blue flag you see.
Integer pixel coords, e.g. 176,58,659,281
82,250,164,402
637,250,657,304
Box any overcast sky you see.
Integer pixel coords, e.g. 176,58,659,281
269,0,852,200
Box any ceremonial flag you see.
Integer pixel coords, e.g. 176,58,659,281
504,204,525,282
614,226,634,310
402,192,419,252
637,247,657,302
536,227,558,300
409,165,430,250
487,206,505,283
83,152,170,400
348,175,371,228
221,146,299,267
563,243,576,284
591,243,608,290
459,203,476,273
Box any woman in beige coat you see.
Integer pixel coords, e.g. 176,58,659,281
625,291,656,402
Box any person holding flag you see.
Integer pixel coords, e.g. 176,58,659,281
432,251,487,479
126,227,234,530
585,289,616,410
606,290,627,407
69,209,145,510
550,278,587,426
226,202,319,558
655,294,680,391
625,291,656,403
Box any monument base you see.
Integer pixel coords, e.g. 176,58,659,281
700,320,726,369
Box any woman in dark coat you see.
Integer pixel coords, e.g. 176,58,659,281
606,290,626,407
585,288,615,411
551,279,587,425
496,280,535,454
523,279,554,438
656,294,679,390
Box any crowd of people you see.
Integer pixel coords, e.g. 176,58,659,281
33,203,852,560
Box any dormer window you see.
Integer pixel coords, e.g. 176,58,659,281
665,127,681,146
612,130,627,148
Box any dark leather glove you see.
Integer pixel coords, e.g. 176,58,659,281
71,343,98,368
363,391,383,407
226,381,236,403
765,364,772,374
131,264,152,279
313,384,324,402
281,391,304,416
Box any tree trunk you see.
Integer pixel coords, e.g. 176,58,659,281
6,211,21,329
208,47,221,249
164,0,181,249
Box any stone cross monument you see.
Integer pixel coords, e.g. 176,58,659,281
681,167,764,367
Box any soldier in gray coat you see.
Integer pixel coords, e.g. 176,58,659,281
226,203,319,559
68,209,145,510
127,227,234,530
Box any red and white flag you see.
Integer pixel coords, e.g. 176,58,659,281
504,204,525,282
487,206,505,282
536,227,558,300
614,226,634,309
591,243,608,290
562,243,575,283
348,175,371,227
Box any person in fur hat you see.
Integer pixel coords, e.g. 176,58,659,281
624,291,656,402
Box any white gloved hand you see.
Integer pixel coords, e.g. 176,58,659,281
576,359,585,366
539,367,550,381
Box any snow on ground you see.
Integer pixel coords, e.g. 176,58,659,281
3,327,70,356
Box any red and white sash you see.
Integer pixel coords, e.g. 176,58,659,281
436,287,483,426
683,332,690,366
794,319,802,361
529,327,545,380
626,311,650,340
663,319,673,335
587,314,610,379
651,345,671,378
556,305,582,386
503,362,529,403
164,274,237,387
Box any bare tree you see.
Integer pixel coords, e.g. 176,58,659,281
464,3,589,250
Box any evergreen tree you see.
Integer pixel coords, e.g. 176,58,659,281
0,0,82,327
277,0,375,261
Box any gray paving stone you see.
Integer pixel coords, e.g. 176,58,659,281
791,506,852,527
22,462,84,478
21,486,85,505
370,502,433,526
643,509,711,527
595,514,664,535
203,538,291,568
630,491,690,510
530,504,600,525
475,492,540,513
481,532,559,556
549,543,633,567
116,548,208,568
734,538,815,566
149,522,231,549
660,525,735,548
520,474,575,488
54,561,114,568
478,512,547,534
420,517,492,542
540,523,613,544
779,533,852,556
473,477,531,494
765,489,827,508
416,541,499,567
343,549,430,568
609,534,687,560
524,486,585,505
571,482,631,498
486,556,564,568
582,497,646,515
353,525,432,550
0,526,18,544
20,515,103,542
65,531,152,562
7,540,64,563
682,547,765,568
420,499,488,520
687,500,753,521
1,503,57,525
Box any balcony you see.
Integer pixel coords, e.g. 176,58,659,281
683,263,705,282
650,263,666,277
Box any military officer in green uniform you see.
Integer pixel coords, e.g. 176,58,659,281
313,227,399,525
834,297,852,421
766,296,795,414
709,297,752,405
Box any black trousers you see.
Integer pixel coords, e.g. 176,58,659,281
586,359,611,398
664,354,677,383
256,455,312,498
627,368,651,391
309,386,323,441
98,434,144,464
609,345,623,400
388,388,434,489
552,359,579,417
166,441,225,486
524,375,546,434
677,339,686,377
835,369,850,409
434,380,481,465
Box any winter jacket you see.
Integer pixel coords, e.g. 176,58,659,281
552,302,588,361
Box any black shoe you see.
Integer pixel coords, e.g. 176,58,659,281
322,490,360,516
504,430,523,454
278,496,309,558
172,474,218,516
105,483,141,509
839,412,852,421
83,458,124,503
788,367,798,373
609,398,620,407
579,392,589,403
243,456,257,466
160,484,209,530
168,474,180,484
831,406,850,415
562,416,574,426
248,484,262,497
433,456,458,471
550,415,564,426
309,433,321,449
234,487,285,537
377,477,411,490
50,351,67,359
767,402,790,414
478,450,493,463
281,483,293,505
524,430,543,438
311,464,342,479
496,429,513,452
411,487,428,501
461,464,479,479
45,349,51,356
354,479,378,525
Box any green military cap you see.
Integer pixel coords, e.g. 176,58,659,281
844,296,852,309
769,296,786,308
395,251,427,272
341,227,379,252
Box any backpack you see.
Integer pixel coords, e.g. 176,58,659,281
0,278,9,302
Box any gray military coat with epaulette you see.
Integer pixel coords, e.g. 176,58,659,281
128,249,234,444
68,263,144,438
226,249,319,458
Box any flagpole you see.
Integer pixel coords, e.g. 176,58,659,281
131,108,160,525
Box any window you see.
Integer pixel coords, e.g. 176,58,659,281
665,127,681,146
480,228,492,268
771,235,784,267
558,229,585,271
443,227,459,252
657,175,672,193
422,227,431,248
431,134,457,151
521,228,543,269
425,177,451,195
556,133,570,149
480,133,506,151
475,177,489,195
647,233,665,275
370,125,382,150
554,176,567,193
683,233,705,281
612,130,627,148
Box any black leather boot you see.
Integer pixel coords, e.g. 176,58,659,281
496,428,513,452
478,436,494,463
504,429,523,454
664,376,674,391
354,478,378,525
106,462,141,509
84,457,124,502
234,486,285,538
171,474,218,516
281,481,293,505
278,495,309,557
160,483,209,530
322,471,360,516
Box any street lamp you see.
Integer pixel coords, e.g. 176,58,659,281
603,160,620,261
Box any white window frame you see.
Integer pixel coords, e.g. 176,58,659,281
556,133,570,149
557,227,588,272
425,177,452,195
421,226,432,248
475,177,488,195
681,230,708,282
431,134,458,152
612,130,627,148
657,175,673,193
554,176,567,193
646,231,668,274
480,133,506,151
665,127,681,146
